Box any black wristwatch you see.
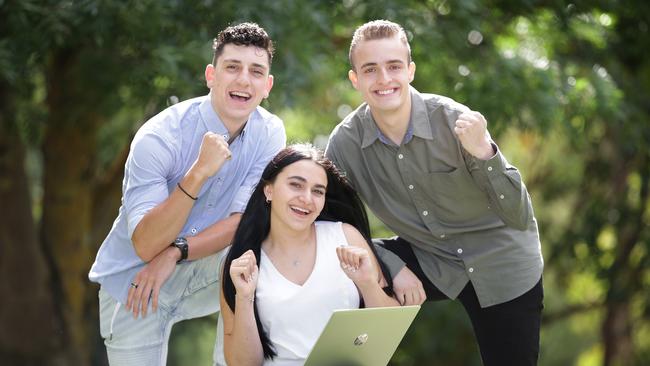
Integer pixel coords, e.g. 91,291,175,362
171,237,189,263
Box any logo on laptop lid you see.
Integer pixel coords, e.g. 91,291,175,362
353,333,368,346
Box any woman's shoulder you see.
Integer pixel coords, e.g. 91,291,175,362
315,220,342,229
315,221,346,245
315,221,365,246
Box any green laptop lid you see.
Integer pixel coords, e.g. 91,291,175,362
304,305,420,366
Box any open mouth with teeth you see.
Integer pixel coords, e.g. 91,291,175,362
229,91,252,102
375,88,398,96
290,205,311,216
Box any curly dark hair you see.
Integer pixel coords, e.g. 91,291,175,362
212,22,274,66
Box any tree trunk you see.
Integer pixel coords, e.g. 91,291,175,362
602,154,648,366
602,302,634,366
0,83,64,364
40,48,103,365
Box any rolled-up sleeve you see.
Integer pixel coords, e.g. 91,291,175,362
465,144,533,230
227,118,286,214
123,132,176,238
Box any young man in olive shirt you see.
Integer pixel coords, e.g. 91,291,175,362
325,20,543,365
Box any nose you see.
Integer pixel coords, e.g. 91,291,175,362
377,67,390,84
235,68,251,86
298,189,312,203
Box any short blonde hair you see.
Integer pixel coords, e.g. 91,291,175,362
349,20,411,70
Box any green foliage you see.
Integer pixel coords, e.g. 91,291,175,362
2,0,650,365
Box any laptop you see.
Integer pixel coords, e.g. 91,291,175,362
304,305,420,366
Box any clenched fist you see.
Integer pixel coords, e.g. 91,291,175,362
229,250,258,303
454,111,495,160
337,245,376,288
193,132,232,178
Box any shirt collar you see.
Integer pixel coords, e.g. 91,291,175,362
360,86,433,148
199,93,251,142
409,86,434,141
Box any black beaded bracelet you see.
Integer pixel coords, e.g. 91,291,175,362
177,182,198,201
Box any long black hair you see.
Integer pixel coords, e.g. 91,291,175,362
222,143,393,360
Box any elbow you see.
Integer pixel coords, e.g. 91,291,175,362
132,233,156,262
506,205,533,231
510,218,529,231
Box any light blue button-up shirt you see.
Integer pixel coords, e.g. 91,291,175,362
89,94,285,303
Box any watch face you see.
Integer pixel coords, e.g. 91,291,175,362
173,237,188,262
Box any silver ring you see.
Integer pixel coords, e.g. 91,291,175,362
130,282,138,289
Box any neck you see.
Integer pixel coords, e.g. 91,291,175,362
210,98,248,140
265,222,315,252
371,95,412,146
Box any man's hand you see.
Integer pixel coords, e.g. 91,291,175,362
192,132,232,179
392,266,426,305
454,111,495,160
126,246,179,318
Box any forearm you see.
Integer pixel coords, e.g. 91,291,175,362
186,214,241,260
132,168,208,261
357,281,400,307
373,243,406,279
466,145,533,230
226,296,264,366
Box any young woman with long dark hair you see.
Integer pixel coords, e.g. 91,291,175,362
219,144,398,365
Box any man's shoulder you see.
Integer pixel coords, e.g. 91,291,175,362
252,105,283,126
248,106,285,142
329,103,366,144
140,96,204,131
132,96,206,151
418,92,470,115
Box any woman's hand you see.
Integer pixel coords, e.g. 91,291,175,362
229,250,259,303
337,245,376,289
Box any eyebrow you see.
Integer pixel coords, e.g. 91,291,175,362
288,176,327,190
359,59,405,69
222,59,268,70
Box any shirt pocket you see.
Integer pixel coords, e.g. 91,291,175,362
416,168,492,226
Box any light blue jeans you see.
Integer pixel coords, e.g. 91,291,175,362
99,253,222,366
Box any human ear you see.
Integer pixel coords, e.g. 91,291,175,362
264,75,274,99
263,184,273,202
348,69,359,90
205,64,215,88
408,62,416,83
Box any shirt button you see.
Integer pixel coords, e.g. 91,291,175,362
191,228,197,235
468,267,474,273
408,184,414,190
457,248,463,254
422,210,429,216
499,194,505,199
398,154,404,159
487,166,493,171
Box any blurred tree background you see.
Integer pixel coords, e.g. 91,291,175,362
1,0,648,365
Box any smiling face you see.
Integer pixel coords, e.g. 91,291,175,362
263,159,328,232
348,35,415,120
205,44,274,128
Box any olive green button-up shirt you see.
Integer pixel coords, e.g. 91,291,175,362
325,88,543,307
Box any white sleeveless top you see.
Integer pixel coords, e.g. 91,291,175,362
212,221,360,366
258,221,360,365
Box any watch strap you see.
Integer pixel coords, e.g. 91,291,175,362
171,237,189,263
